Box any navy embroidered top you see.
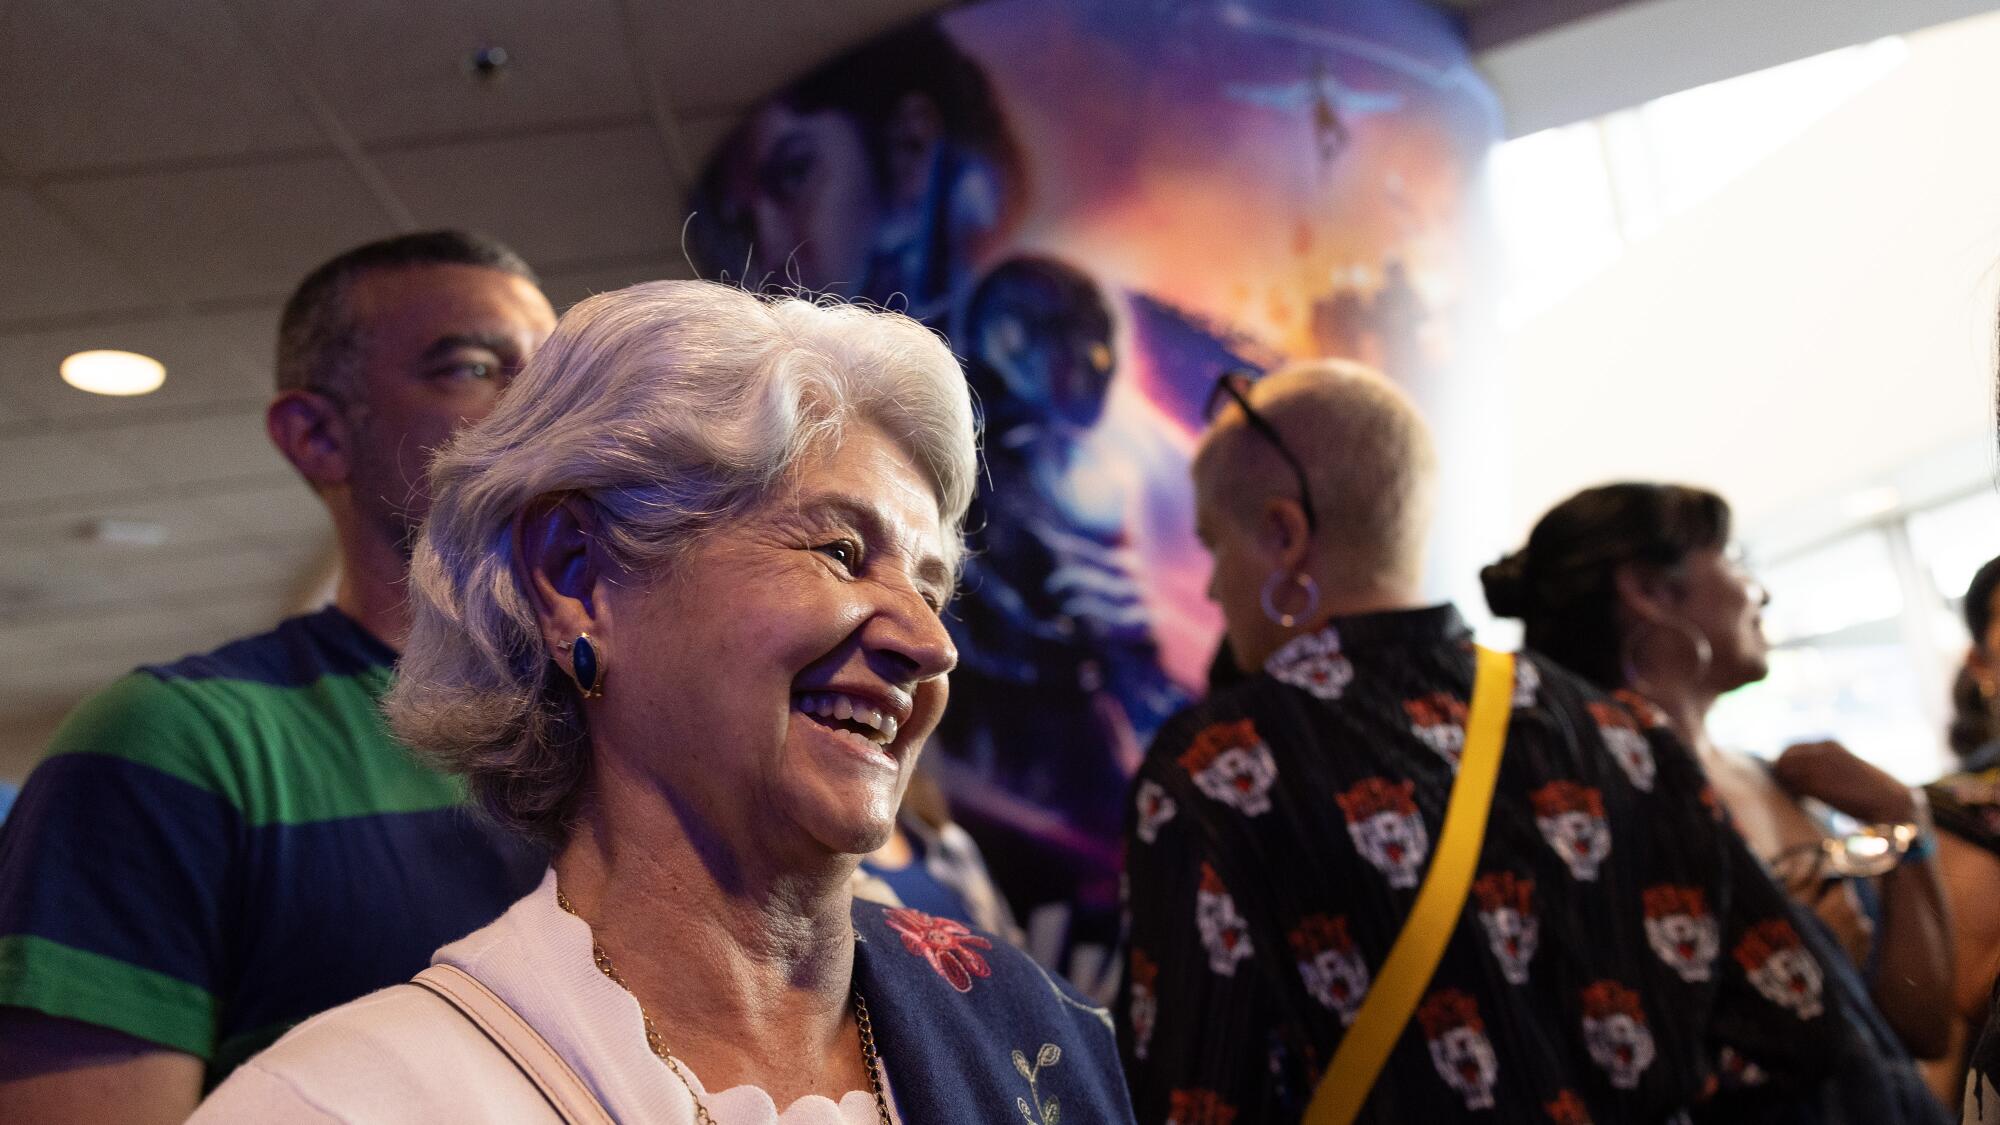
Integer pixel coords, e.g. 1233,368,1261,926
1118,606,1857,1123
854,901,1134,1123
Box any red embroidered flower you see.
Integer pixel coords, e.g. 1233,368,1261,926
884,907,994,992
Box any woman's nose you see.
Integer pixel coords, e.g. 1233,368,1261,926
872,587,958,681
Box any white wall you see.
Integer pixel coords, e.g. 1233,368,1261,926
1503,10,2000,543
1480,0,2000,136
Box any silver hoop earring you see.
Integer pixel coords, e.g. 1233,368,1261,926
1261,572,1320,629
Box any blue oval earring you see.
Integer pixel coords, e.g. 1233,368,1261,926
560,633,604,699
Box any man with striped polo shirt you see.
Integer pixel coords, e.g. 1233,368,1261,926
0,232,557,1122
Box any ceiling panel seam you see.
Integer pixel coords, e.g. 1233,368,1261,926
611,0,696,197
0,471,297,522
0,248,690,337
0,293,283,336
214,0,418,231
25,113,665,188
0,583,311,629
0,399,270,442
0,146,175,307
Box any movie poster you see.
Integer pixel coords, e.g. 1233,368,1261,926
687,0,1502,997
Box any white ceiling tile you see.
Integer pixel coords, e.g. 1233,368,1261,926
94,409,293,485
626,0,950,115
539,257,698,313
45,158,398,302
373,125,680,266
197,479,326,541
0,188,156,320
677,112,746,191
256,0,645,144
0,434,144,506
0,580,296,680
0,535,322,622
0,0,323,175
0,496,244,565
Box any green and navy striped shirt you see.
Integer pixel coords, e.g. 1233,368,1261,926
0,608,545,1086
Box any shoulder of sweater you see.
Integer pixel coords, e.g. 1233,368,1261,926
203,985,554,1121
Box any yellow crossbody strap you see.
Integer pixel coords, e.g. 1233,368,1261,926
1302,646,1515,1125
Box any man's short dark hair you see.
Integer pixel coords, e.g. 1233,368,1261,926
275,230,538,396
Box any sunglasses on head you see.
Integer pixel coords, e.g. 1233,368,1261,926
1203,368,1319,535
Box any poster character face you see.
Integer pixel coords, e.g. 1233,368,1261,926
721,104,882,297
967,257,1117,435
689,21,1023,322
687,0,1501,992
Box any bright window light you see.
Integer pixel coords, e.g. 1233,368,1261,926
1493,37,1909,328
60,350,166,396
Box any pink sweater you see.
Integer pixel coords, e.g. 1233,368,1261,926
191,869,896,1123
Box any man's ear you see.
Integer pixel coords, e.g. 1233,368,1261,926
267,390,352,490
512,495,607,657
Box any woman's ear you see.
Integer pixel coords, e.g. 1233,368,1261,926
1259,496,1314,574
512,495,607,657
1612,561,1679,625
1969,643,1998,699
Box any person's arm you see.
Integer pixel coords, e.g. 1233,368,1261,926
0,1009,202,1125
1938,831,2000,1026
1866,816,1955,1059
1773,741,1954,1060
0,674,239,1117
1920,828,2000,1108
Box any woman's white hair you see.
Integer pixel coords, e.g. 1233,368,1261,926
384,279,977,845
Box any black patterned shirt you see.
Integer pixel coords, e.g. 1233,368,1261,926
1118,606,1853,1123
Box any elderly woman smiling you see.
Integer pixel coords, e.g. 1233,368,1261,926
193,281,1133,1124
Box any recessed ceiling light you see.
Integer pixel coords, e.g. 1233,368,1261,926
77,517,168,548
60,349,166,396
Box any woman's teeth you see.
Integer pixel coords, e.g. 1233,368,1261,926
794,692,899,745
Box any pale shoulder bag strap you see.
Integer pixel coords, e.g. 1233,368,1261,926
1302,646,1515,1125
410,963,616,1125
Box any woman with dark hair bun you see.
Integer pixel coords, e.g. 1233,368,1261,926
1920,554,2000,1103
1491,482,1952,1123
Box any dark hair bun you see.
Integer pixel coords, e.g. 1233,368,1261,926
1481,550,1532,619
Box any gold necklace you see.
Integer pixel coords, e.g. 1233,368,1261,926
555,888,894,1124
